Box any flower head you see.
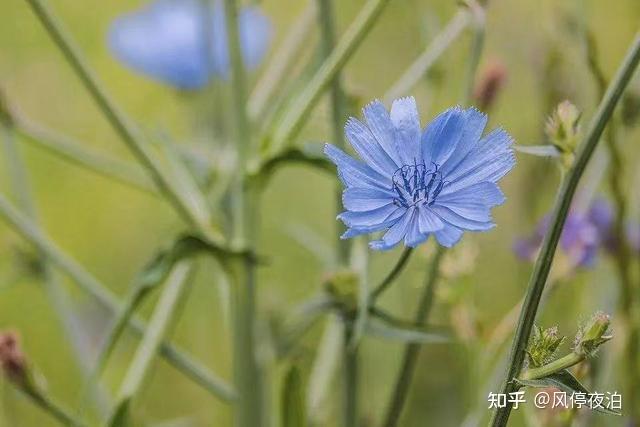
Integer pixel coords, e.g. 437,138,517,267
514,198,613,267
325,97,515,251
109,0,271,89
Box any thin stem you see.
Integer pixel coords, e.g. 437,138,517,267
0,194,236,402
109,262,194,422
22,387,86,427
461,0,486,105
265,0,392,158
223,1,262,426
383,9,470,103
23,0,215,238
490,32,640,427
248,1,317,121
584,31,639,420
370,247,414,301
1,120,108,414
343,323,358,427
520,353,583,381
14,116,153,193
380,247,444,427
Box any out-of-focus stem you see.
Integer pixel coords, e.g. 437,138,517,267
316,1,356,425
23,0,217,240
223,1,263,426
0,194,236,402
370,247,414,301
490,32,640,427
584,31,639,420
380,247,444,427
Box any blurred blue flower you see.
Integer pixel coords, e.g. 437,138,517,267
109,0,271,89
325,97,515,251
514,198,613,267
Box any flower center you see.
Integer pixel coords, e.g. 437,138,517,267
391,160,446,208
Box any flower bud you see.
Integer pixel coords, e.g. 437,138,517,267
0,331,28,388
574,312,612,357
323,270,359,314
545,100,582,169
527,325,565,367
473,60,508,111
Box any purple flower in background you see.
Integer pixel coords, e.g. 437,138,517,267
109,0,271,89
325,97,515,251
514,198,614,267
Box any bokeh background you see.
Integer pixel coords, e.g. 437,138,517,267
0,0,639,425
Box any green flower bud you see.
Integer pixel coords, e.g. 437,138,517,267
526,325,565,367
545,100,582,169
574,312,612,357
323,270,359,313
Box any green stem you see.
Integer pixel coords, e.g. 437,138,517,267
370,247,414,301
248,1,316,121
520,353,583,381
14,116,153,193
461,0,486,105
343,322,358,427
490,32,640,427
380,247,444,427
223,1,262,426
22,386,86,427
584,31,639,421
0,194,236,402
1,120,107,414
23,0,215,238
265,0,392,158
108,262,194,423
383,9,470,102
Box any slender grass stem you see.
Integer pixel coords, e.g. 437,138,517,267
383,9,470,102
461,0,486,105
14,116,153,193
380,247,444,427
223,1,262,426
316,1,357,421
490,32,640,427
370,247,414,301
265,0,392,158
584,31,640,421
108,262,194,424
22,0,215,238
1,120,108,415
248,1,316,121
0,194,236,402
21,386,86,427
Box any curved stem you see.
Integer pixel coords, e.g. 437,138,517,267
490,32,640,427
380,247,444,427
371,247,414,301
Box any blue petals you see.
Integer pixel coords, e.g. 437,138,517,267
390,97,422,164
109,0,271,89
325,97,515,251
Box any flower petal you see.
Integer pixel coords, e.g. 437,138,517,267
421,106,466,167
369,208,415,251
443,128,515,193
440,107,487,176
430,205,495,231
434,224,464,247
342,187,395,212
390,97,421,164
338,204,403,228
417,207,445,233
404,210,429,247
324,144,389,189
362,100,403,166
345,118,399,176
438,181,505,206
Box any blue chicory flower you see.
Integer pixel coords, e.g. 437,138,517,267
325,97,515,251
108,0,271,89
513,198,613,267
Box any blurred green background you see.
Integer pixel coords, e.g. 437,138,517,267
0,0,639,425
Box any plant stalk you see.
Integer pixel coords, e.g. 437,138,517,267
490,32,640,427
371,247,414,301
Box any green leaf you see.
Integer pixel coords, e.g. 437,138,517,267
108,398,131,427
514,144,561,157
281,365,306,427
515,370,621,416
364,317,449,344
